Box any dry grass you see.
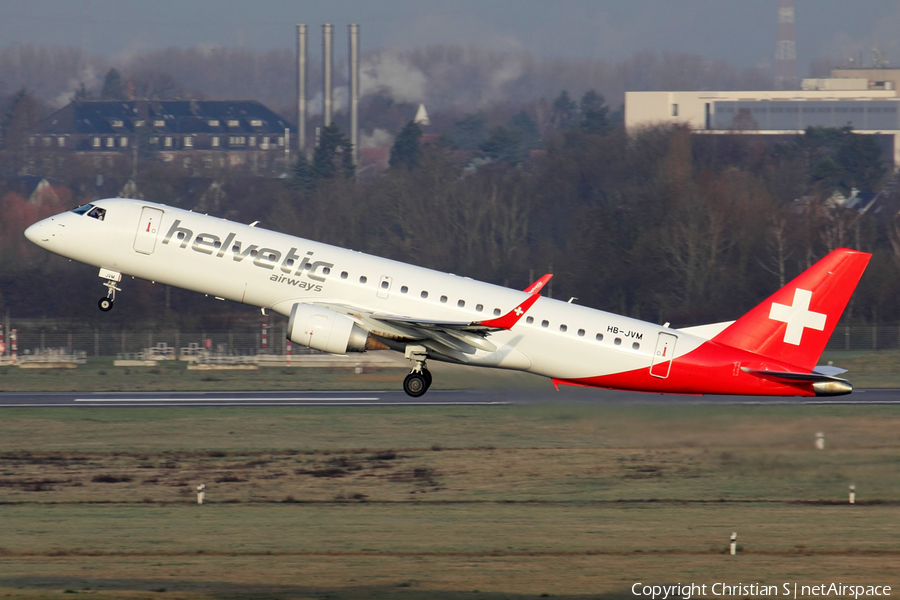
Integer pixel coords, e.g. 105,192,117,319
0,356,548,392
0,404,898,598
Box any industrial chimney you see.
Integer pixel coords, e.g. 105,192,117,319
349,23,359,165
322,23,333,127
296,24,307,155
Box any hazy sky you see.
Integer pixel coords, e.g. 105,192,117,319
4,0,900,72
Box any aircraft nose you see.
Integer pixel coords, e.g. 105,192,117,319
24,219,51,246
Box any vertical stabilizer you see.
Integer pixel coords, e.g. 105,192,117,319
712,248,870,370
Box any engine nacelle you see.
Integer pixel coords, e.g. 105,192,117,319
287,303,369,354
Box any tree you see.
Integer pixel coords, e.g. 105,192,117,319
507,111,541,150
73,82,93,101
288,154,316,191
389,121,422,170
0,89,43,175
132,69,183,100
579,90,611,135
480,126,524,165
452,112,487,151
100,68,128,101
796,126,886,193
834,131,886,191
312,123,354,180
551,90,577,130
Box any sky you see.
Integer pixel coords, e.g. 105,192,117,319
3,0,900,72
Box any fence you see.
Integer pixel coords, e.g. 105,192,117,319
825,325,900,351
0,323,313,360
0,323,898,360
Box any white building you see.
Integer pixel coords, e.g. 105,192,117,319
625,89,900,166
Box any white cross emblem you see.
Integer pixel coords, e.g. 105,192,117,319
768,288,826,345
514,307,524,316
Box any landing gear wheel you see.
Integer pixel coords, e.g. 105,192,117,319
98,298,114,312
403,372,428,397
422,369,433,390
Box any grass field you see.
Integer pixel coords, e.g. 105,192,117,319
0,349,899,392
0,401,899,599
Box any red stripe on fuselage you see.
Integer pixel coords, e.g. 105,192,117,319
556,340,816,396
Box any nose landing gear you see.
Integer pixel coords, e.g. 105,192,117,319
98,268,122,312
403,344,432,397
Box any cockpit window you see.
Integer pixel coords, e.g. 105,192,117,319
87,207,106,221
71,203,94,215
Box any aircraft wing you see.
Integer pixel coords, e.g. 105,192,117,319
309,274,550,359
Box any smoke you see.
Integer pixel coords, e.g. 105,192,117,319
360,50,427,104
306,85,350,117
49,65,100,108
360,128,393,148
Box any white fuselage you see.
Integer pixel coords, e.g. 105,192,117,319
25,199,708,380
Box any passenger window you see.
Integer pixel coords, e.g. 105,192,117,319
401,286,408,293
457,300,465,308
303,263,311,269
476,304,483,312
526,316,534,324
341,271,348,279
559,324,567,332
87,207,106,221
421,291,428,299
440,295,448,303
632,342,640,350
359,276,367,284
577,329,585,337
614,338,622,346
596,333,604,341
493,308,501,316
381,281,389,289
322,267,330,275
541,320,549,328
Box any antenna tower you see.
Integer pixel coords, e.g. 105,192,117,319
775,0,797,89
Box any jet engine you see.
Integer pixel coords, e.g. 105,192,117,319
287,303,369,354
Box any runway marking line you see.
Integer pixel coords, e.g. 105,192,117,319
74,397,381,402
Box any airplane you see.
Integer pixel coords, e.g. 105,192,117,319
24,198,870,397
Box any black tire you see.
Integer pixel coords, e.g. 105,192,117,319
403,372,428,397
98,298,114,312
422,369,433,389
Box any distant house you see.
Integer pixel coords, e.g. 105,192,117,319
27,100,296,174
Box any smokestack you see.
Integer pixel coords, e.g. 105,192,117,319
322,23,333,127
775,0,797,89
296,24,307,155
349,23,359,165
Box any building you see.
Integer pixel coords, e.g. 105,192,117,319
28,100,295,174
625,89,900,166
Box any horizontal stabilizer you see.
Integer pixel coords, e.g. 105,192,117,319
740,367,852,396
813,365,848,377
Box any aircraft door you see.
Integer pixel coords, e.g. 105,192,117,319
134,207,164,254
650,332,677,378
377,276,392,299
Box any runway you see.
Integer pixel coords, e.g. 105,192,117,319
1,387,899,407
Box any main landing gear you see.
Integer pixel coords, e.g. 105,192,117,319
98,268,122,312
403,344,433,398
403,367,433,397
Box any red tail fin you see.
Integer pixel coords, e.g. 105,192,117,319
711,248,870,370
